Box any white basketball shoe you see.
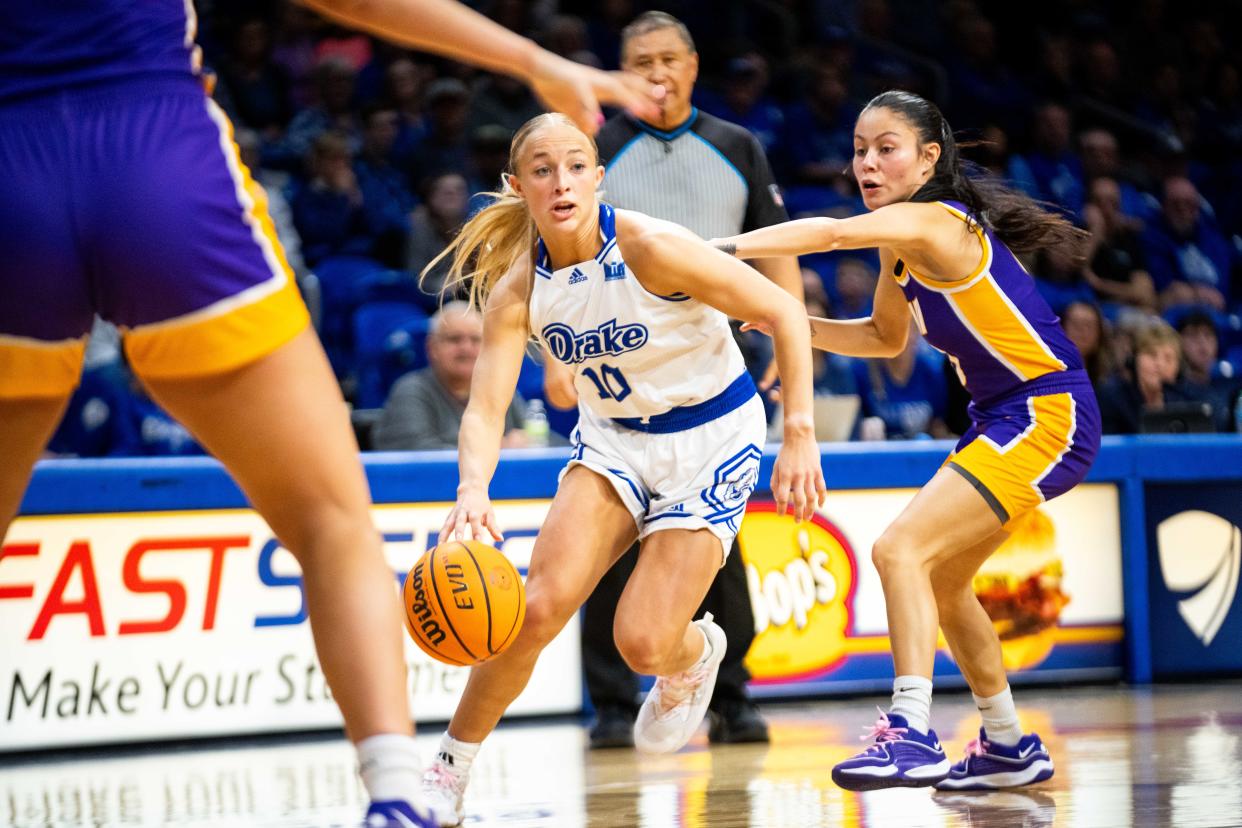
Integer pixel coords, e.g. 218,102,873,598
420,754,468,827
634,613,728,754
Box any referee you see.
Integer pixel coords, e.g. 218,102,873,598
551,11,803,749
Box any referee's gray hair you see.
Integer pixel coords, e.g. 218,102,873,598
620,11,696,59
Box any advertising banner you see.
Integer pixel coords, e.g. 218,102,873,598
738,484,1126,694
1145,483,1242,676
0,501,575,752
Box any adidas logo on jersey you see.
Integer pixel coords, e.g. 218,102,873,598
542,319,649,364
604,261,627,281
568,267,588,284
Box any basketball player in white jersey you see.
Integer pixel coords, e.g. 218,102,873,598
416,112,825,825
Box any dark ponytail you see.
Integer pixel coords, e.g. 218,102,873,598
861,91,1086,256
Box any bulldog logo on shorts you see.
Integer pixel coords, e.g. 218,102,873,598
700,445,763,532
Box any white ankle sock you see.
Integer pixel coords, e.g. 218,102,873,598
437,731,481,774
691,625,713,670
357,733,422,802
890,675,933,734
974,685,1023,746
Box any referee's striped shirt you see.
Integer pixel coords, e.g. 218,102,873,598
597,107,789,239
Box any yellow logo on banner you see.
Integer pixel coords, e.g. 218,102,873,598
737,504,857,682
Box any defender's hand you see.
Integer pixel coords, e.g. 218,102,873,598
528,51,663,135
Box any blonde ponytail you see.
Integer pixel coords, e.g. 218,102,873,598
420,112,599,315
422,179,535,313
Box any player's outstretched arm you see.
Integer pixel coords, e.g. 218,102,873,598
741,249,911,359
441,267,530,543
299,0,662,134
711,202,946,259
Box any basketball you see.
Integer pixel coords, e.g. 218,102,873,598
402,540,526,666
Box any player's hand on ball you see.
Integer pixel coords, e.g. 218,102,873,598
442,486,504,543
771,431,827,523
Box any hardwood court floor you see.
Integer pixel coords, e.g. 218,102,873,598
3,683,1241,827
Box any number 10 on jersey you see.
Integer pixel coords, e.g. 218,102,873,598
582,363,631,401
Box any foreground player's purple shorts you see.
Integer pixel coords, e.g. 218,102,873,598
0,75,307,398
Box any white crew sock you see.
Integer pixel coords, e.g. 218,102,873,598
690,624,713,671
437,731,481,774
974,685,1023,746
890,674,933,734
357,733,423,802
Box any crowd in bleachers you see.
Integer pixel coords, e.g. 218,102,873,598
47,0,1242,457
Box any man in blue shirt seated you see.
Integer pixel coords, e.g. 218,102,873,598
852,325,952,441
1143,177,1234,312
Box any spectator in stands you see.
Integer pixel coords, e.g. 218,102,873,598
1031,238,1094,313
407,172,470,310
218,17,293,137
291,132,375,265
1098,321,1182,433
1171,310,1240,432
537,14,595,63
372,302,526,450
355,104,418,266
1031,33,1074,101
971,123,1012,179
585,0,634,68
235,129,308,282
780,63,855,189
1082,177,1157,313
383,56,432,171
1143,176,1233,311
466,73,544,135
1080,38,1129,110
943,12,1030,135
46,353,203,458
466,124,513,203
269,2,323,109
1009,102,1084,217
1079,128,1152,221
697,53,785,154
833,257,877,319
803,270,859,398
265,56,361,171
853,325,951,441
409,78,473,188
1061,300,1115,390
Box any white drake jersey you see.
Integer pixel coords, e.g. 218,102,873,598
529,204,751,429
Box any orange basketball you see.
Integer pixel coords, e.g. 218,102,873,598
402,540,526,666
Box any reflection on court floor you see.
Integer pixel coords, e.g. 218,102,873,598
3,684,1240,827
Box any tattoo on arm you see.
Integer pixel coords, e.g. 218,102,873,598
715,242,737,257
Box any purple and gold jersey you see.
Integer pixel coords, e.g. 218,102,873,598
0,0,201,104
895,201,1083,405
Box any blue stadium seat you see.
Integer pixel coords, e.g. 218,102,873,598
312,255,389,375
312,257,428,380
352,302,431,408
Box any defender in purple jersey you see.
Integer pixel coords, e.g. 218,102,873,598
0,2,664,826
715,90,1101,792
